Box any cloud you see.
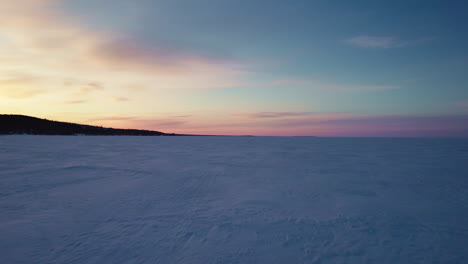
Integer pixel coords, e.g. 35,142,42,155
0,73,44,98
0,0,245,99
85,115,192,131
65,100,86,104
454,101,468,108
74,112,468,137
175,113,468,137
171,115,192,118
87,116,137,122
144,120,188,127
256,78,400,92
274,114,468,127
317,83,400,92
235,111,317,118
74,82,105,95
261,114,468,137
345,35,436,49
346,35,407,48
0,87,43,99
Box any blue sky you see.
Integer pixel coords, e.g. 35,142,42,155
1,0,467,136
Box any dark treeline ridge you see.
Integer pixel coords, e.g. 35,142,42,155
0,114,176,136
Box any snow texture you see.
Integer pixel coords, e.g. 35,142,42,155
1,136,468,264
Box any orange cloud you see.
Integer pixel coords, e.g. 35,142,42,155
0,72,45,99
0,0,245,108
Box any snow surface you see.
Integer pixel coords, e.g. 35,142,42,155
1,136,467,264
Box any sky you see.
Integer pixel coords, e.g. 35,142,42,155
1,0,467,136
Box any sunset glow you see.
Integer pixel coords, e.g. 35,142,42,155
1,0,467,136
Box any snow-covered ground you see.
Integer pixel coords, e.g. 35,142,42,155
1,136,467,264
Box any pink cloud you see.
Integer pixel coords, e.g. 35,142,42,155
249,78,400,92
68,112,468,137
454,102,468,108
346,36,407,48
169,113,468,137
233,111,317,118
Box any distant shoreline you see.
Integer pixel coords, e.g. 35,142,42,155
0,114,177,136
0,115,322,137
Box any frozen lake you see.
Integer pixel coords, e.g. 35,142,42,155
1,136,467,263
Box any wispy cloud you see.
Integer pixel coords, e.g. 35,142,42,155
0,86,43,99
0,72,44,98
346,35,407,48
454,101,468,108
255,78,401,92
317,83,400,92
113,96,130,102
65,100,86,104
346,35,435,49
272,114,468,127
86,115,192,131
74,82,105,96
234,111,316,118
87,116,137,122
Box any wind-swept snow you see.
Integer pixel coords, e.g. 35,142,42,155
1,136,467,263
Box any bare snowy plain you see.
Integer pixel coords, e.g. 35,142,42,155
1,136,467,264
